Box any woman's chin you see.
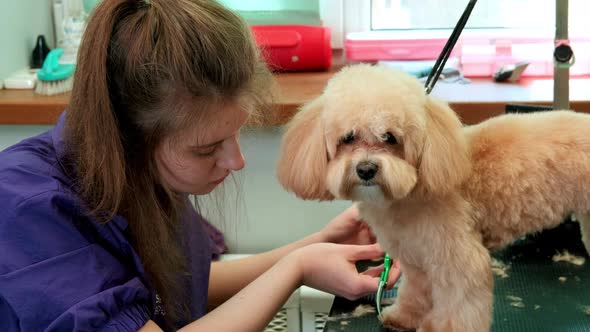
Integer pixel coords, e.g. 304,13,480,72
196,181,225,195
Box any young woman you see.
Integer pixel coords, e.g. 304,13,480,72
0,0,400,331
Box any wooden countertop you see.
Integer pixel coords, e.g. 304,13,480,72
1,66,589,126
274,70,590,124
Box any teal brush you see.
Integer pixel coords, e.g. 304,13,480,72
35,48,75,96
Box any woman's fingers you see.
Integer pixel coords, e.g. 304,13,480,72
360,260,402,289
348,243,385,261
361,264,384,278
356,222,377,245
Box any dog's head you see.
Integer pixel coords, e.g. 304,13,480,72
277,64,470,203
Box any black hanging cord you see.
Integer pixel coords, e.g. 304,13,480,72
424,0,477,95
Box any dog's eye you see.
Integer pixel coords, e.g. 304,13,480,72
341,132,355,145
383,132,398,145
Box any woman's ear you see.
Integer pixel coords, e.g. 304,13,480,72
277,96,334,200
418,97,470,195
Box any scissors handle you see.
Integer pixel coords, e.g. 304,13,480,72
376,253,392,315
379,254,391,283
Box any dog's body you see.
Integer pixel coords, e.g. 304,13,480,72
463,112,590,250
277,64,590,332
360,111,590,331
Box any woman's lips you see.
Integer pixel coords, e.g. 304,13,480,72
211,175,227,185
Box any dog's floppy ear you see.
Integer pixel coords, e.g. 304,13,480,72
277,96,334,200
418,97,470,195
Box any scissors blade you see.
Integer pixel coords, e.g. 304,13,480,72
376,280,385,315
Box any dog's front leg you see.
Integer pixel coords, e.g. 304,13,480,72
418,242,493,332
575,212,590,256
381,263,431,330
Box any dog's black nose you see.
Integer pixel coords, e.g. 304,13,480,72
356,161,378,181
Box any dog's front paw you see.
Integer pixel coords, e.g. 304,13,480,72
381,304,421,331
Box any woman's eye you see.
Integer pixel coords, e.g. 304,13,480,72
194,146,217,157
341,132,355,144
383,132,398,145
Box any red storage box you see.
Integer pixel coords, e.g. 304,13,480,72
251,25,332,72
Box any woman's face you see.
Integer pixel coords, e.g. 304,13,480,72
155,102,249,195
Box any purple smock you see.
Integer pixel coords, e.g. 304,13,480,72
0,113,220,331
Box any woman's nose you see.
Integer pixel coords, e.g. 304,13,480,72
217,137,245,171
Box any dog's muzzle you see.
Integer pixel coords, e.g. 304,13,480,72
356,161,379,181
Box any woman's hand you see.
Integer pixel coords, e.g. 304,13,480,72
292,243,401,300
320,205,376,245
361,259,401,291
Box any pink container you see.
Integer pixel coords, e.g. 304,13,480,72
345,31,590,78
460,40,590,77
346,31,460,61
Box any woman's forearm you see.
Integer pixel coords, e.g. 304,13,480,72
140,254,302,332
208,231,323,308
184,253,303,331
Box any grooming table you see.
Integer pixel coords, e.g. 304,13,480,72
324,220,590,331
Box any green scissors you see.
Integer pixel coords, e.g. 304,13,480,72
376,253,391,316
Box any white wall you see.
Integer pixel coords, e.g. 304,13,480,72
0,125,52,150
0,125,350,254
0,0,54,81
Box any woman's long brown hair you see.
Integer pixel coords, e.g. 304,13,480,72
65,0,271,326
